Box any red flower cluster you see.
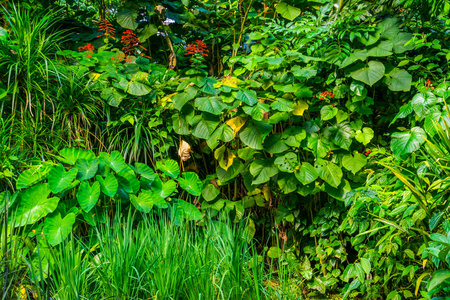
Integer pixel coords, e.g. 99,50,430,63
318,91,335,100
97,19,116,39
425,78,434,90
364,149,372,156
78,43,95,58
121,30,148,57
185,40,209,57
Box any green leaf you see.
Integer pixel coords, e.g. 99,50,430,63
379,18,401,39
250,159,279,185
342,153,367,174
411,92,438,119
206,123,235,149
274,152,299,173
174,199,202,221
267,246,282,258
321,105,338,121
390,103,413,125
275,2,301,21
355,127,374,145
282,127,306,147
173,87,198,110
13,184,59,227
99,151,127,173
76,181,101,212
190,113,220,139
117,170,140,194
217,160,244,183
367,40,393,57
307,133,329,158
126,81,151,96
133,163,157,182
76,158,99,181
360,258,371,275
157,180,177,198
43,212,76,246
264,133,289,154
327,122,354,150
317,161,343,188
130,190,156,213
96,173,118,197
48,164,78,194
385,68,412,92
427,270,450,291
430,212,445,231
16,165,51,189
178,172,203,196
236,89,258,106
116,9,138,30
138,24,158,41
391,33,414,53
202,184,220,202
59,148,95,165
195,96,229,115
350,61,385,86
0,27,8,40
391,127,426,156
295,162,318,185
156,159,179,178
240,121,272,150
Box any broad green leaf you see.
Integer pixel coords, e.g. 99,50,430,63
59,148,95,165
385,68,412,92
355,127,374,145
138,24,158,41
427,270,450,291
243,102,270,121
214,145,236,171
274,152,299,173
391,33,414,53
367,40,393,57
206,123,235,149
130,190,156,213
326,123,354,150
48,164,78,194
127,81,151,96
156,180,177,198
133,163,157,182
391,127,426,156
267,246,282,258
390,103,413,125
173,86,198,110
190,113,220,139
0,27,8,40
271,98,293,112
236,89,258,106
295,162,318,185
317,161,343,188
291,65,317,79
282,127,306,147
240,121,272,150
430,212,445,231
307,133,329,158
339,50,368,69
195,96,229,115
13,184,59,227
44,212,76,246
275,2,301,21
343,153,367,174
156,159,179,178
321,105,338,121
350,61,385,86
174,199,202,221
178,172,203,196
96,173,118,197
202,184,220,202
16,165,51,189
76,181,101,212
278,173,298,193
264,133,289,153
217,160,245,183
76,158,99,181
250,159,279,185
117,170,140,194
411,92,438,119
379,18,401,39
116,9,138,30
99,151,127,173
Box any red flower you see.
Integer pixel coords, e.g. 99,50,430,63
120,30,149,58
185,40,209,57
78,43,95,58
364,150,372,156
425,78,432,88
97,19,116,40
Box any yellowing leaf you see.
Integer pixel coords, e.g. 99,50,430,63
221,76,240,88
226,116,246,134
159,92,177,106
292,101,309,116
214,145,236,171
262,184,270,202
89,72,101,81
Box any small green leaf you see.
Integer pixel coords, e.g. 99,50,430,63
355,127,374,145
317,161,343,188
295,162,318,185
76,158,99,181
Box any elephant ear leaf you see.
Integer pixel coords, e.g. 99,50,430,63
96,173,118,197
58,148,95,165
16,164,51,189
13,183,59,227
156,159,180,178
48,164,78,194
172,199,202,225
43,212,76,246
76,158,99,181
76,181,101,212
178,172,203,196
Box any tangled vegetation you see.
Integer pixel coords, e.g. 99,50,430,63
1,0,450,299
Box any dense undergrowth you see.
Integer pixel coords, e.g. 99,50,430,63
1,0,450,299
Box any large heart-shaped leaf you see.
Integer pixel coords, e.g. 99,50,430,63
48,164,78,194
355,127,374,145
133,163,157,182
190,113,220,139
236,89,258,106
391,127,426,156
178,172,203,196
43,212,76,246
130,190,156,213
240,121,272,150
411,92,438,119
307,133,330,158
195,96,229,115
295,162,318,185
173,86,198,110
317,161,343,188
174,199,202,222
275,2,301,21
350,61,385,86
58,148,95,165
117,170,140,194
76,158,99,181
217,160,245,183
116,9,138,30
13,184,59,227
250,158,279,185
96,173,118,197
156,159,179,178
342,153,367,174
16,165,51,189
385,68,412,92
202,184,220,202
206,123,235,149
76,181,101,212
99,151,127,173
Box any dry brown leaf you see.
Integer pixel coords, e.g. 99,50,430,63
178,140,191,161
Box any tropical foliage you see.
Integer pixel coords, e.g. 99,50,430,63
1,0,450,299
